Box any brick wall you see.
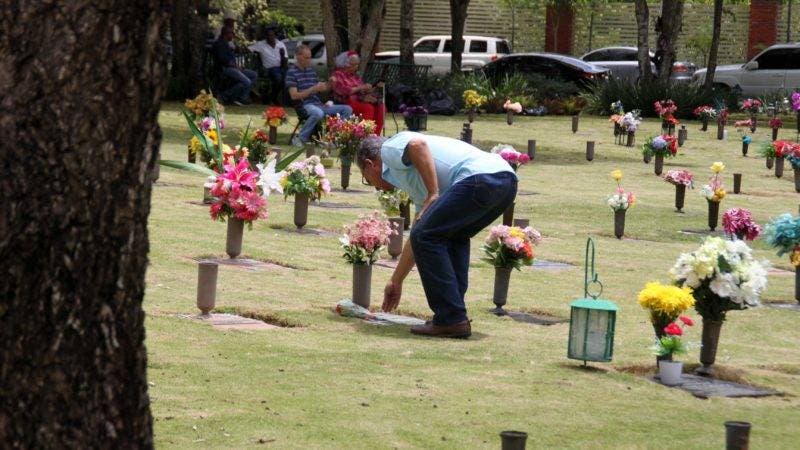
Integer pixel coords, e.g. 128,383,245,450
545,5,574,54
748,0,780,59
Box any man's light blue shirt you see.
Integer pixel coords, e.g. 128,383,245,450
380,132,517,212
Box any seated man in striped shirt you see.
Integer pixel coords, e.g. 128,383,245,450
286,44,352,147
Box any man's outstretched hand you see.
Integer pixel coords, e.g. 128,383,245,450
382,280,402,312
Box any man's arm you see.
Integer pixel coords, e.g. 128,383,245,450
405,138,439,217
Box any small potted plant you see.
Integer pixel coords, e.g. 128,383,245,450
652,317,696,386
504,99,522,125
638,281,695,367
722,208,762,241
765,213,800,304
670,236,768,376
399,103,428,132
492,145,530,225
622,110,641,147
340,212,394,308
607,169,636,239
741,98,762,132
322,115,376,190
463,89,487,123
699,162,726,231
482,225,542,314
281,156,331,229
263,105,287,144
654,99,678,135
693,105,716,132
377,188,410,259
642,134,678,176
663,169,693,212
769,117,783,141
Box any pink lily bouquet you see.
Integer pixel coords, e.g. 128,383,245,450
482,225,542,270
491,144,530,171
664,169,694,188
204,157,285,225
340,212,395,265
280,156,331,201
722,208,762,241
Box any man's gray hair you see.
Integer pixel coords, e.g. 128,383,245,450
295,43,311,55
357,136,387,170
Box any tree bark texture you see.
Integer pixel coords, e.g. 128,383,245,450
449,0,470,74
634,0,654,82
0,1,168,447
321,0,342,69
167,0,206,99
399,0,415,75
704,0,724,90
655,0,685,83
348,0,362,53
355,0,387,72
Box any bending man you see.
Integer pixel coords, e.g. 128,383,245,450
357,132,517,338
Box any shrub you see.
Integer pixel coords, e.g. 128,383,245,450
582,78,725,118
486,73,537,112
523,73,580,101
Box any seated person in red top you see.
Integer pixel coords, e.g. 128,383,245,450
330,51,385,135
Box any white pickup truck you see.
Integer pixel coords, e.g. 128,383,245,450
374,35,511,74
693,43,800,96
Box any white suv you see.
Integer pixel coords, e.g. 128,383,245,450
375,35,511,74
693,43,800,96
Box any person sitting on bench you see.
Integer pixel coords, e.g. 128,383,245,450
286,44,352,147
330,51,385,135
212,25,257,106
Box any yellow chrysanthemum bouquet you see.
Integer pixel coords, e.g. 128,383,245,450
638,281,695,333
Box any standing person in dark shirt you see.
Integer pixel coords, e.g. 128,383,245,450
212,25,257,106
285,44,352,146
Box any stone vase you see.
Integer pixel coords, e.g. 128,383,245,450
741,141,749,157
626,131,635,147
352,264,372,308
196,261,218,315
674,184,686,212
678,126,687,146
188,147,196,163
749,115,757,133
341,159,351,190
399,200,411,230
733,173,742,194
614,209,626,239
491,266,512,314
500,431,528,450
269,125,277,144
225,218,244,259
701,117,708,131
766,156,774,170
468,110,475,123
506,110,514,125
643,152,651,164
725,421,751,450
772,127,779,141
775,156,785,178
585,141,595,161
659,361,683,386
707,200,720,231
697,319,723,376
502,202,515,226
717,122,725,140
294,193,309,229
794,169,800,193
654,154,664,176
387,217,404,259
571,115,579,133
527,140,536,159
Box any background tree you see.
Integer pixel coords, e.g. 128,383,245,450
167,0,209,99
321,0,387,72
634,0,654,82
0,0,168,447
449,0,470,74
400,0,415,77
704,0,724,90
654,0,685,82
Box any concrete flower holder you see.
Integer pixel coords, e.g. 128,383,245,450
585,141,595,162
674,184,686,212
571,115,579,133
352,264,372,308
225,218,244,259
707,200,720,231
733,173,742,194
387,217,404,259
654,154,664,176
196,261,218,315
527,140,536,159
696,319,723,376
614,209,626,239
491,266,512,314
294,193,309,229
775,156,785,178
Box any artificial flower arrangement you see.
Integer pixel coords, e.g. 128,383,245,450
463,89,487,112
693,105,717,121
398,103,428,118
607,169,636,211
717,107,730,125
699,162,726,203
642,134,678,159
610,100,624,115
340,211,394,265
503,99,523,113
263,106,287,127
376,188,410,217
670,236,769,320
238,127,272,167
664,169,694,188
280,155,331,201
651,316,696,362
765,213,800,268
769,117,783,130
793,92,800,111
184,90,224,120
205,158,271,225
782,141,800,169
322,114,377,162
722,208,762,241
491,144,530,171
759,139,796,160
654,99,679,126
621,110,642,133
482,225,542,270
638,281,695,331
734,118,753,129
741,98,762,115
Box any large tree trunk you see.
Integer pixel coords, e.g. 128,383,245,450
0,1,168,447
400,0,415,70
449,0,470,74
704,0,724,90
168,0,206,99
655,0,685,83
321,0,342,70
356,0,387,72
634,0,654,82
348,0,362,53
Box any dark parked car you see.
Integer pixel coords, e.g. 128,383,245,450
580,46,696,83
480,52,609,87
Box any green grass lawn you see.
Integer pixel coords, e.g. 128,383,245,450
147,103,800,449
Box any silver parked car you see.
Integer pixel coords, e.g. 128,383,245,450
580,46,696,83
693,43,800,96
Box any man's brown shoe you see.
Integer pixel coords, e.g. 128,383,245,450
410,320,471,339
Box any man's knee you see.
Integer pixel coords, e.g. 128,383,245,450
341,106,353,117
306,107,324,124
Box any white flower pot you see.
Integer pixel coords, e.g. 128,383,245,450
659,360,683,386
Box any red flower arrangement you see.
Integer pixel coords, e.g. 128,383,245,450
263,106,287,127
769,117,783,129
664,322,683,336
654,99,677,118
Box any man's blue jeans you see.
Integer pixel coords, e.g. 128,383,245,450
222,67,257,103
298,103,353,143
410,171,518,325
